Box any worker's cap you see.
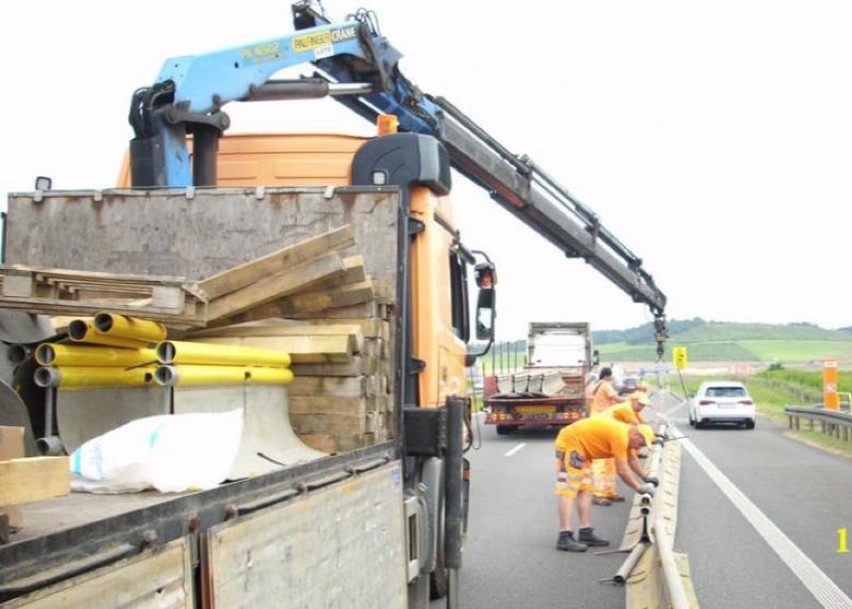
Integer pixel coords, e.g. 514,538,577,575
636,424,656,447
629,391,651,406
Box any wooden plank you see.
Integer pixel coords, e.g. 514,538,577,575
288,395,365,415
189,321,364,340
289,413,365,435
297,255,367,292
305,317,388,339
276,300,382,321
205,251,346,323
297,434,371,453
288,376,366,398
198,225,355,300
248,280,375,319
0,266,208,327
192,336,355,364
0,457,70,506
290,356,377,377
0,296,207,328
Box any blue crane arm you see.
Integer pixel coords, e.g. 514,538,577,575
127,8,403,187
127,1,667,349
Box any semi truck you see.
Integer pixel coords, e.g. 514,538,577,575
484,322,597,435
0,2,668,607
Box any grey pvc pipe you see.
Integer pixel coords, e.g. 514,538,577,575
613,541,651,585
36,435,64,456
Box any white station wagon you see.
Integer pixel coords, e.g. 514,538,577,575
688,380,756,429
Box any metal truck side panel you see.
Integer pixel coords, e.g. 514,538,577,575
4,537,193,608
203,461,407,609
5,188,400,286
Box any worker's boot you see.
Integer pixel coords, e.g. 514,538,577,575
577,527,610,547
556,531,588,552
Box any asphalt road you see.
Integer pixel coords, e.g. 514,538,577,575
432,394,852,609
431,414,655,609
661,391,852,609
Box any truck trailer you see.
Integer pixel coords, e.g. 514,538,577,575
484,322,597,435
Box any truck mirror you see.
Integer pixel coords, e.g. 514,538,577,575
593,349,600,366
475,287,495,340
474,262,496,289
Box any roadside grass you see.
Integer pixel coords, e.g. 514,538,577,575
666,372,852,459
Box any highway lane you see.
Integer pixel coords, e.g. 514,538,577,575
432,394,852,608
431,414,655,609
658,391,852,609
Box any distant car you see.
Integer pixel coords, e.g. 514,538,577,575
688,380,755,429
618,376,640,396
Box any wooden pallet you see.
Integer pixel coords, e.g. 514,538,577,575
0,265,208,328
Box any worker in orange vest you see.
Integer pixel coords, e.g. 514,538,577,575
586,367,621,505
554,417,658,552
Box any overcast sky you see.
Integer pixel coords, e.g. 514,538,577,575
2,1,852,341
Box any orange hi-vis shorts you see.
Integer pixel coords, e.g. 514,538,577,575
554,448,593,499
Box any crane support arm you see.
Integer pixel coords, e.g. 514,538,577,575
127,1,667,348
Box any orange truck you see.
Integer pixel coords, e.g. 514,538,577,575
485,322,598,435
0,3,665,607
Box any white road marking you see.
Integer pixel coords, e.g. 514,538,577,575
682,438,852,609
504,443,526,457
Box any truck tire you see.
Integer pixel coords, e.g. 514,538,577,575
430,489,449,600
429,456,469,600
430,464,450,600
496,424,513,435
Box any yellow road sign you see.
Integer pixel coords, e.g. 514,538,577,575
673,346,688,370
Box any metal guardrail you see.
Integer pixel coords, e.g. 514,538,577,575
784,405,852,443
613,423,698,609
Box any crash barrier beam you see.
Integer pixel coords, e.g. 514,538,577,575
623,424,699,609
785,405,852,443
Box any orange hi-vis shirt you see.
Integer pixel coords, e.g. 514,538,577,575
600,402,646,425
588,380,618,414
555,416,631,461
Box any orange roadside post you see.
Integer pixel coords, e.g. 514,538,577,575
823,357,839,410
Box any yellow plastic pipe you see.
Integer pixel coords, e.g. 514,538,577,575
34,365,158,388
154,365,294,387
155,341,291,368
94,313,168,343
68,319,151,349
35,343,157,368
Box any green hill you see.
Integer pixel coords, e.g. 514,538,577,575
592,319,852,364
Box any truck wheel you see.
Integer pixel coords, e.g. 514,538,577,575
429,456,468,600
496,425,513,436
430,474,449,599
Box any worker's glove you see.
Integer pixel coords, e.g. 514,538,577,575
643,475,659,487
637,483,656,497
654,433,667,445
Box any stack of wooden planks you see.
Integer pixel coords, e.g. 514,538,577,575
0,267,207,328
185,224,395,454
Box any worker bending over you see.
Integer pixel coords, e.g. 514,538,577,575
554,417,658,552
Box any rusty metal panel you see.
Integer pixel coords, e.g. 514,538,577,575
4,188,401,288
4,537,193,608
203,461,407,609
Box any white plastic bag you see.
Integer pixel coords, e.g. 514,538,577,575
70,409,243,494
